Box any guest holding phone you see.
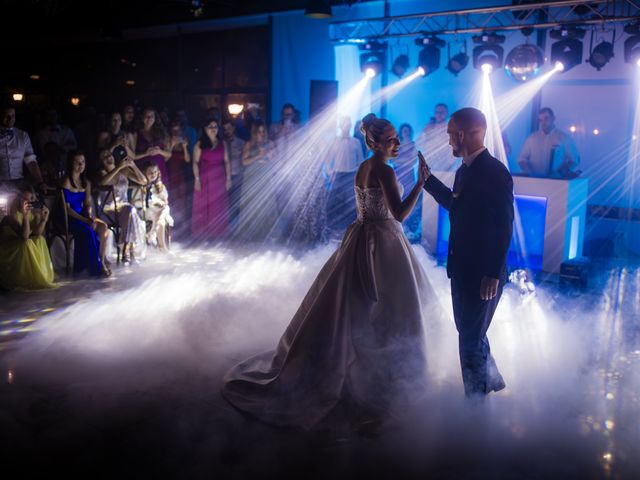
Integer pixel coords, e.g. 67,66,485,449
0,184,57,290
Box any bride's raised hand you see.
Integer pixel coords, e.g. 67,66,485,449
417,151,430,186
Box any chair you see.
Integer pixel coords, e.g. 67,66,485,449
45,188,72,274
93,184,121,264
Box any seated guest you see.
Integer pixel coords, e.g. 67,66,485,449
518,107,581,178
62,151,110,276
0,185,57,290
97,149,148,265
0,103,45,189
143,162,174,252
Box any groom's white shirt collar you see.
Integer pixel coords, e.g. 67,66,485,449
463,147,486,167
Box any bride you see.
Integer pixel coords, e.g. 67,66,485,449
222,114,435,430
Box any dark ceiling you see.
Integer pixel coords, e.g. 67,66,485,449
5,0,366,35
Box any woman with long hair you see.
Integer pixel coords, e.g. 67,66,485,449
61,151,110,276
191,117,231,241
131,108,171,184
235,120,278,242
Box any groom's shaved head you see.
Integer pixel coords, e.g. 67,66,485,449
450,108,487,133
447,107,487,159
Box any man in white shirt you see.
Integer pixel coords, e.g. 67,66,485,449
326,116,364,232
518,107,580,178
416,103,459,171
0,104,43,187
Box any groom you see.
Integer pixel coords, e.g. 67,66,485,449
422,107,514,398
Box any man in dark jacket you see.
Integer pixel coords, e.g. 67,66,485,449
422,107,514,398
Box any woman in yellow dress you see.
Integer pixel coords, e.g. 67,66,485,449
0,186,57,290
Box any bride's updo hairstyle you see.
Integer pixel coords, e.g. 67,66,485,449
360,113,392,151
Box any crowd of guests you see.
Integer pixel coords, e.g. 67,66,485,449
0,97,580,292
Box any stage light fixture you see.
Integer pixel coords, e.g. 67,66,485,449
359,41,387,77
472,32,505,73
365,67,376,78
417,66,426,76
304,0,332,19
414,36,445,76
391,54,410,78
505,43,544,82
446,52,469,76
588,33,615,71
623,24,640,67
481,63,494,74
550,27,585,73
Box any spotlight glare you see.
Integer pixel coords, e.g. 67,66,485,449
70,97,80,106
637,58,640,68
569,125,577,133
365,67,376,79
554,61,565,71
12,93,24,102
228,104,244,115
417,66,426,76
593,128,600,135
481,63,493,74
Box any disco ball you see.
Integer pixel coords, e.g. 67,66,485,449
504,44,544,82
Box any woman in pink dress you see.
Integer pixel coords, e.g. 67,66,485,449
191,118,231,240
167,120,191,238
132,108,170,182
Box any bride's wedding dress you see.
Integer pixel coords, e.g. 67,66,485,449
222,186,436,430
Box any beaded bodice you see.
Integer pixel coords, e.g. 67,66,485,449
355,186,394,223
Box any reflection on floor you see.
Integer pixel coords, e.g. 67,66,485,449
0,243,638,479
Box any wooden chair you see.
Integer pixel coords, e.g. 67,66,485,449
93,184,121,264
45,188,72,274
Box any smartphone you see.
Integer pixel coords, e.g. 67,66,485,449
112,145,128,163
28,200,44,210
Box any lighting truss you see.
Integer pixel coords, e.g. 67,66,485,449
330,0,640,42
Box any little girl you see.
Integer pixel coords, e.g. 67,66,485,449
143,162,174,252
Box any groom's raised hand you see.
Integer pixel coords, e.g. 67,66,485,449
480,276,499,301
417,151,431,183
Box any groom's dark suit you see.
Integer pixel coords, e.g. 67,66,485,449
424,148,514,396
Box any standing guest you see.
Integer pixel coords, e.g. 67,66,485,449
353,119,368,158
35,108,77,164
174,107,198,156
97,149,148,265
269,103,300,147
97,112,127,151
62,151,110,277
122,104,137,134
167,121,191,238
416,103,458,171
222,117,245,230
0,103,44,189
192,118,231,241
325,116,364,233
144,163,174,252
270,104,301,224
0,185,56,290
236,121,278,242
517,107,580,178
395,123,421,242
131,108,171,184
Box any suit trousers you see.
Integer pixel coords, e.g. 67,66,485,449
450,274,505,396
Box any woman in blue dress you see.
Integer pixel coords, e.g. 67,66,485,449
62,151,110,276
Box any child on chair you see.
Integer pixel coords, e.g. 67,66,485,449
143,162,174,252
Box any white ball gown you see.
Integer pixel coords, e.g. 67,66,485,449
222,185,436,430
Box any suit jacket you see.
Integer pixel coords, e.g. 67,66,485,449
424,149,514,281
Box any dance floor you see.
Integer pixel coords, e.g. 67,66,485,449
0,244,638,479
